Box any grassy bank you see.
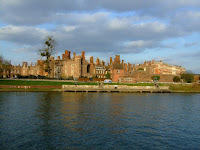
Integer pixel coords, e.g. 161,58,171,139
0,79,97,86
0,79,161,86
1,79,200,92
169,84,200,92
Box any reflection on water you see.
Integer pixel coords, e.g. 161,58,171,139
0,92,200,149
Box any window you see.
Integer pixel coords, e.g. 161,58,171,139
117,70,120,73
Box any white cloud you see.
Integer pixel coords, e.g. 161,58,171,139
62,26,77,32
108,18,129,30
125,40,155,48
0,25,49,44
171,11,200,31
1,0,200,25
0,12,190,54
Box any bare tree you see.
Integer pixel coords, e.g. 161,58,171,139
39,35,57,78
0,54,11,78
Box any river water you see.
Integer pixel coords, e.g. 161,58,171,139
0,92,200,149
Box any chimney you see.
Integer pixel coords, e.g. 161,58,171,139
73,53,76,59
90,56,93,63
57,56,60,60
22,62,28,67
110,57,112,65
68,51,71,59
64,50,70,59
128,63,131,70
152,60,155,64
148,61,151,65
62,54,65,60
102,61,105,66
81,51,85,60
96,58,100,65
115,55,120,63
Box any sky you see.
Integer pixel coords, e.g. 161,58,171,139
0,0,200,73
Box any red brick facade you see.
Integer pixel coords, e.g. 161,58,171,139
1,50,186,83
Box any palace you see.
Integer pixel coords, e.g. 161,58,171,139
1,50,186,83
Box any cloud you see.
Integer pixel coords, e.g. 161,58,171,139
52,17,187,54
1,0,200,25
0,0,79,25
0,0,200,74
126,40,154,48
51,12,110,26
184,42,198,47
0,25,49,45
171,11,200,32
178,50,200,58
162,50,200,73
119,40,160,53
0,11,190,55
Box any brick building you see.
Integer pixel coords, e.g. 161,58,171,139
3,50,186,82
119,60,186,83
108,55,126,82
7,50,89,79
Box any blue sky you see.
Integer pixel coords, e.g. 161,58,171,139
0,0,200,73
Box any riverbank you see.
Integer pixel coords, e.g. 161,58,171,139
0,79,200,93
0,88,60,92
169,84,200,93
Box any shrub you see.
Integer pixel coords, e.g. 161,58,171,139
173,76,180,82
105,73,110,78
151,76,160,81
29,75,37,79
137,68,144,71
67,76,74,80
181,72,194,83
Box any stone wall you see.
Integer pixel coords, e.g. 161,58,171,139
62,85,169,90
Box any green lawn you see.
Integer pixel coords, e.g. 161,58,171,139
0,79,164,86
169,84,200,92
0,80,97,86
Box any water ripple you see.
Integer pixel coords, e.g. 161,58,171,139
0,92,200,149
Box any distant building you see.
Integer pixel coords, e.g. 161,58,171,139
119,60,186,83
8,50,89,79
4,50,186,82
